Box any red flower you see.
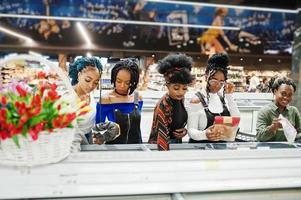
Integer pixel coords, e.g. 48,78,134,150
1,81,81,146
1,96,7,105
0,130,8,140
0,109,7,121
16,84,27,97
37,71,47,79
46,90,60,101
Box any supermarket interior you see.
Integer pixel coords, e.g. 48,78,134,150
1,0,301,199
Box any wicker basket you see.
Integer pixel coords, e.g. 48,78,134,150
0,128,75,166
0,54,78,166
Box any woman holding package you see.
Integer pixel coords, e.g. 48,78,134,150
69,57,119,150
96,59,143,144
148,54,193,150
256,76,301,142
187,53,240,142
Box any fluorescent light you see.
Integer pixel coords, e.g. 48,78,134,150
86,52,92,57
146,0,297,13
29,51,42,57
0,13,239,31
0,26,33,42
77,22,92,46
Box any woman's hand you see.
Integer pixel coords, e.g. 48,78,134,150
173,128,187,139
224,82,235,94
268,118,282,134
205,125,225,141
229,44,238,52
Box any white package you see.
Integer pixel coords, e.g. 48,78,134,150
278,114,297,143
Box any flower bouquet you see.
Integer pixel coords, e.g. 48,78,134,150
0,54,86,166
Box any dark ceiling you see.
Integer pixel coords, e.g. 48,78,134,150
175,0,298,10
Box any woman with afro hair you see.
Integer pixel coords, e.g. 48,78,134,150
187,53,240,142
148,54,193,150
96,59,143,144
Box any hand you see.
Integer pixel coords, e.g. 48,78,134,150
268,118,282,134
173,128,187,139
229,44,238,52
206,125,223,141
93,135,105,145
224,82,235,94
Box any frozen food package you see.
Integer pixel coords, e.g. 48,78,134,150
214,116,240,141
278,114,297,143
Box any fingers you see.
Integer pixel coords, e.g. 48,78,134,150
173,128,187,139
225,82,235,94
206,128,224,141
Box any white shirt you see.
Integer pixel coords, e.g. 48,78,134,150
249,76,260,90
187,91,240,141
72,93,96,151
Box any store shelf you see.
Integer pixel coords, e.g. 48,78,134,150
228,66,245,92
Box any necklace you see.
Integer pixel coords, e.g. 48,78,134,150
114,89,128,96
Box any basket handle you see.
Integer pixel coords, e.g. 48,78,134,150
0,54,77,99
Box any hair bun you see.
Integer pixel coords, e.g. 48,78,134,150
207,53,229,69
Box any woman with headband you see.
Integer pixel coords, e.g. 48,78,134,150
96,59,143,144
148,54,193,150
187,53,240,142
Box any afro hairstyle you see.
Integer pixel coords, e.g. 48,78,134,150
157,54,193,85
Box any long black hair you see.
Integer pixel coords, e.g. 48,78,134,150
111,59,140,95
157,54,193,85
68,57,103,86
205,53,229,101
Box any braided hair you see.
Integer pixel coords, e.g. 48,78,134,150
271,76,296,93
111,59,140,95
205,53,229,102
69,57,103,86
157,54,193,85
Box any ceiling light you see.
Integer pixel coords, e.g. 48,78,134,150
86,52,92,57
77,22,92,46
0,26,33,42
146,0,297,13
29,51,42,57
0,13,239,31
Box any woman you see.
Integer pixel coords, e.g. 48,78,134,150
198,8,237,55
187,53,240,142
69,57,118,149
96,59,143,144
69,57,119,151
148,54,193,151
256,76,301,142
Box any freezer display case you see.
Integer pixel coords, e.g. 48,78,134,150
0,142,301,199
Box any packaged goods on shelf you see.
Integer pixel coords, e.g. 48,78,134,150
228,66,245,92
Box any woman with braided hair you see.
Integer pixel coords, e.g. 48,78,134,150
187,53,240,142
148,54,193,151
96,59,143,144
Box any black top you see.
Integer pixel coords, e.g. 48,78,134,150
189,92,230,143
169,97,188,142
106,92,142,144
